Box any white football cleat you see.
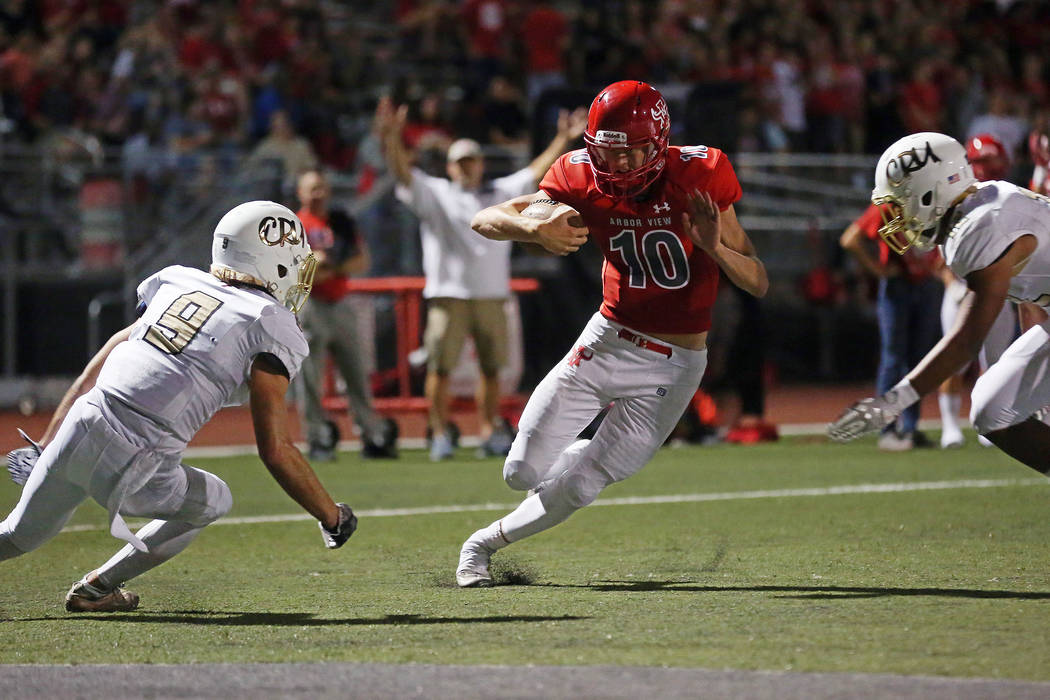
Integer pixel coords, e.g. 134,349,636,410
940,427,965,449
456,535,495,588
877,431,913,452
65,576,139,613
430,433,454,462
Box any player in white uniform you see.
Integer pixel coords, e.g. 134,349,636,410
829,132,1050,476
2,201,358,612
937,134,1019,448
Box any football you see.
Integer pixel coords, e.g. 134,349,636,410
521,199,584,227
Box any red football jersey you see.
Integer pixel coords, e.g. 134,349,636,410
539,145,742,334
854,203,939,282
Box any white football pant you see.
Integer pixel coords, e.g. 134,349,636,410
0,389,232,588
486,313,707,547
971,319,1050,434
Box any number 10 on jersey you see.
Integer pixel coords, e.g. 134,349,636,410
609,229,690,289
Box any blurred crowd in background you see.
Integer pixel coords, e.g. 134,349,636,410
1,0,1047,177
2,0,1049,393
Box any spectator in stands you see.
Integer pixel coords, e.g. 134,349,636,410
735,100,789,154
459,0,512,91
163,91,212,173
766,43,807,151
519,0,569,102
840,204,942,450
862,46,904,153
244,108,318,193
193,62,249,151
394,0,459,65
375,95,586,461
805,33,848,153
295,169,398,461
966,86,1030,159
481,74,528,149
899,58,943,135
399,90,454,170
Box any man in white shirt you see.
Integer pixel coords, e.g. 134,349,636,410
376,97,585,460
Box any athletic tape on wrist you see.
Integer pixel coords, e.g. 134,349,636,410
886,379,920,411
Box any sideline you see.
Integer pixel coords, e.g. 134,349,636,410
60,477,1047,534
2,662,1049,700
177,418,960,459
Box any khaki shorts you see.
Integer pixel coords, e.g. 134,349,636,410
424,297,507,376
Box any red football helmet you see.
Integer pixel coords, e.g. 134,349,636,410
584,81,670,198
965,133,1009,182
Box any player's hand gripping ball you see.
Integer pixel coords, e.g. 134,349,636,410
520,198,587,255
521,198,584,227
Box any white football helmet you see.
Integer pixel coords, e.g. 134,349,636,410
872,132,976,254
210,200,316,313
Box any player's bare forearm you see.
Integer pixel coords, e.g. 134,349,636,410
906,280,1009,396
710,244,769,297
905,325,983,397
472,198,539,243
249,357,340,528
473,196,588,255
41,324,135,446
260,442,339,528
685,198,767,296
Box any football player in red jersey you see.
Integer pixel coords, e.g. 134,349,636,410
455,80,768,587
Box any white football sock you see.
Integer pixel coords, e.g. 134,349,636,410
939,393,962,433
504,491,575,542
95,519,203,590
470,489,580,553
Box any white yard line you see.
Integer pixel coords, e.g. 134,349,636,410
178,418,960,459
60,477,1047,534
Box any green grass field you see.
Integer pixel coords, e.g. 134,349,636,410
0,435,1047,680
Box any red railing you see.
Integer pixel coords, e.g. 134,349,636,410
322,277,540,413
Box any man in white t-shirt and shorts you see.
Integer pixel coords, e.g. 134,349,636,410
376,97,586,460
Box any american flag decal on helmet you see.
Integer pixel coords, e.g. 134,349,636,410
947,173,960,184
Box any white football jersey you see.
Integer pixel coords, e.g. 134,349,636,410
942,181,1050,306
95,265,308,447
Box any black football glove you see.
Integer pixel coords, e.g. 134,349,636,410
7,429,42,486
319,503,357,549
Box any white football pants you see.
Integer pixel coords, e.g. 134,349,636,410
0,389,232,587
490,313,707,545
971,319,1050,434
